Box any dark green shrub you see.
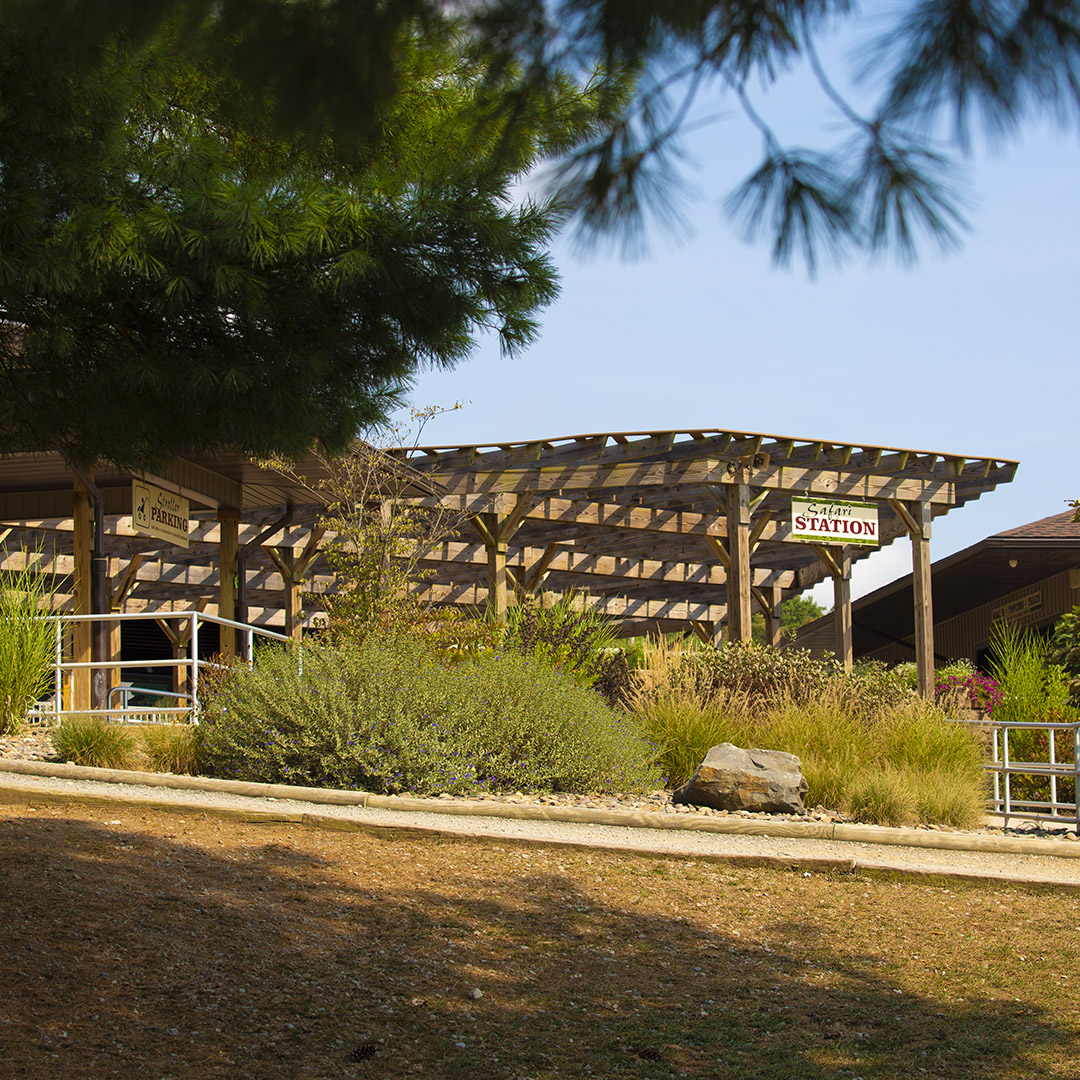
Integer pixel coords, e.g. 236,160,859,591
197,634,659,795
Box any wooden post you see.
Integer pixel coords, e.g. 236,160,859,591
486,533,509,620
811,543,853,670
218,508,240,661
71,475,93,712
911,501,935,699
281,548,301,640
264,526,324,643
155,618,192,704
833,548,853,671
887,498,936,699
766,582,784,648
726,477,752,642
471,498,534,621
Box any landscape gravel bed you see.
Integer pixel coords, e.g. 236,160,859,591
6,722,1078,842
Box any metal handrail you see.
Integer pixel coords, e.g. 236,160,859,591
954,715,1080,834
43,610,296,724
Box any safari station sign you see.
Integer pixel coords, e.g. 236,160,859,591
132,480,190,548
791,497,879,547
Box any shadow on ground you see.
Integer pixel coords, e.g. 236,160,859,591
0,806,1074,1079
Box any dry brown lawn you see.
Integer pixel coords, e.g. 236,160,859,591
2,797,1079,1080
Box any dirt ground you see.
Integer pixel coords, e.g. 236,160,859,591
3,799,1080,1080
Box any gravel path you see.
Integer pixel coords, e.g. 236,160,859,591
3,767,1080,890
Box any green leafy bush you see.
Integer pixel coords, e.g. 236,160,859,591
0,551,58,735
196,634,659,795
987,621,1074,724
51,716,138,769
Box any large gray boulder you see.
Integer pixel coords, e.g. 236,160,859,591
673,743,807,814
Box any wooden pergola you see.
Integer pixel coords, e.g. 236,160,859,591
394,429,1018,696
0,428,1018,703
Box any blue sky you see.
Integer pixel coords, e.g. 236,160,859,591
404,40,1079,607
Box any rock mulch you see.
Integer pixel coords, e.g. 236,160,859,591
3,724,1077,840
0,723,57,762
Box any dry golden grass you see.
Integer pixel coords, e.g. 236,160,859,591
2,800,1079,1079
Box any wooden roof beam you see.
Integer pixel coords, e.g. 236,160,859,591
417,541,796,588
428,459,959,504
406,582,728,622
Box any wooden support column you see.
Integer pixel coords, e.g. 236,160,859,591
217,508,240,661
470,496,534,620
812,544,853,671
834,549,853,671
888,499,935,698
155,618,193,703
281,548,301,640
911,501,935,699
765,582,784,648
726,476,752,642
267,530,322,641
487,531,509,620
264,527,323,643
71,475,93,712
106,554,143,708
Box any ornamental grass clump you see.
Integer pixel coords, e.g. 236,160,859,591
196,633,658,796
633,638,986,827
0,549,58,735
51,715,138,769
140,723,199,774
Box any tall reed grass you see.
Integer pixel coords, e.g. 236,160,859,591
0,549,58,735
632,637,987,827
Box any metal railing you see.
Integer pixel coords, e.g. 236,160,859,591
958,716,1080,834
39,610,292,724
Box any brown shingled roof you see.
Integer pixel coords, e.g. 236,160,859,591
994,510,1080,541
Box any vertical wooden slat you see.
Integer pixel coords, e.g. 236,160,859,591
912,501,935,699
71,475,93,712
218,508,240,660
726,477,752,642
833,547,853,671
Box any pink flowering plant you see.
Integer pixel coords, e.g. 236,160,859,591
935,670,1003,715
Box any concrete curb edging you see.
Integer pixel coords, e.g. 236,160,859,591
4,758,1079,859
3,779,1077,893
